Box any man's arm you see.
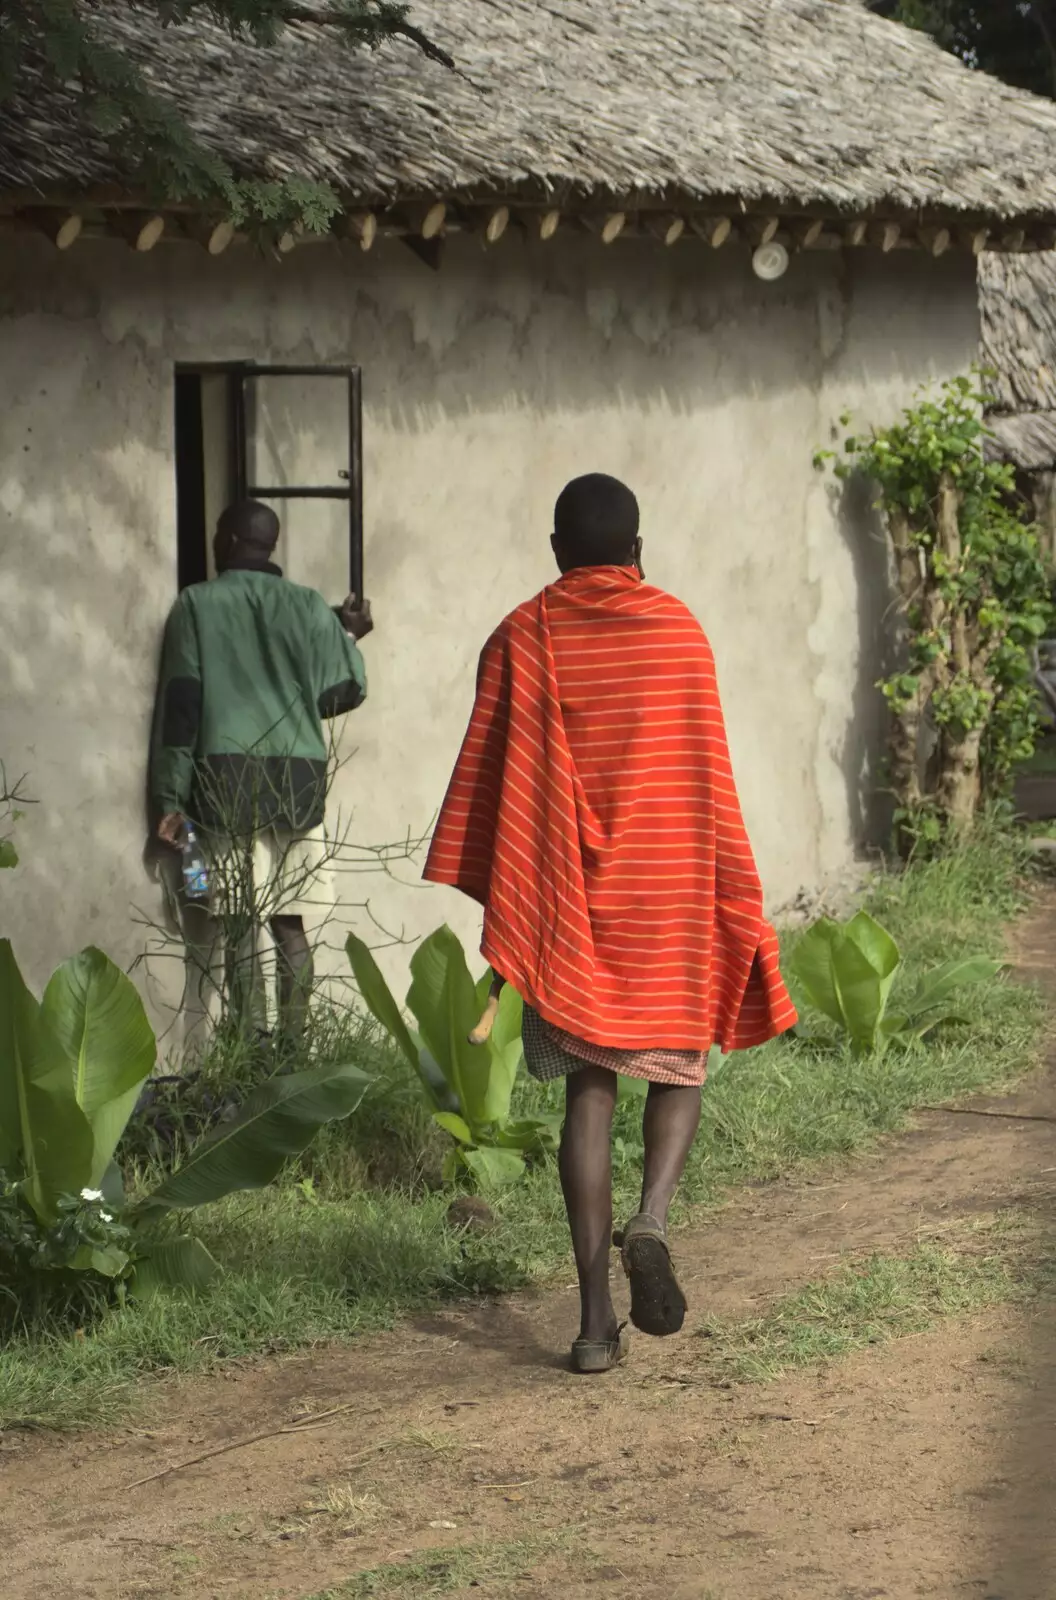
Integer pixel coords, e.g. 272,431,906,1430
316,597,368,719
150,596,202,839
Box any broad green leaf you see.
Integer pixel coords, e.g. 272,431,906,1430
706,1045,726,1077
69,1242,130,1279
461,1146,525,1190
474,968,493,1016
433,1110,474,1145
0,840,17,869
908,956,1003,1015
843,912,900,981
789,919,845,1027
100,1159,125,1212
345,933,420,1073
0,940,94,1218
494,1115,560,1153
132,1236,220,1299
42,948,155,1185
410,1034,456,1110
139,1060,371,1213
490,983,524,1057
410,928,514,1126
830,931,892,1049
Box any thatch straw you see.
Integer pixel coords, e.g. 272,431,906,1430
3,0,1056,221
980,253,1056,472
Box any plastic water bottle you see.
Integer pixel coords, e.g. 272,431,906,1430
180,824,210,904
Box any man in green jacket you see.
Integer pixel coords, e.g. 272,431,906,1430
151,499,371,1043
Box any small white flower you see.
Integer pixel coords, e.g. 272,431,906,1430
100,1211,113,1223
79,1188,103,1202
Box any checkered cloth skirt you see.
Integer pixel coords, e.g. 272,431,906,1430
521,1004,710,1088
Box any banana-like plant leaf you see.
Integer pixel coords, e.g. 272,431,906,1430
42,947,156,1186
434,1110,474,1145
411,928,517,1126
461,1146,526,1190
843,911,900,980
789,919,846,1027
409,1032,458,1111
138,1060,371,1213
906,956,1004,1015
101,1159,125,1212
346,933,451,1107
345,932,419,1071
132,1236,220,1299
493,1116,560,1152
0,940,94,1219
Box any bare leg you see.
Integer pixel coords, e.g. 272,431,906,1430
559,1065,619,1343
270,914,313,1048
639,1082,702,1231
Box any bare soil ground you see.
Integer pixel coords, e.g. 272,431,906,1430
3,903,1056,1600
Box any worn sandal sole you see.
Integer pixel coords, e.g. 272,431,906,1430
621,1233,687,1337
571,1327,629,1374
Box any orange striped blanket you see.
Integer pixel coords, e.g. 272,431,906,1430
423,565,797,1053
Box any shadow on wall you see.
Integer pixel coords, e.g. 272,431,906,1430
0,234,970,995
837,470,896,850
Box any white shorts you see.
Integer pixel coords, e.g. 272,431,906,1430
205,825,333,922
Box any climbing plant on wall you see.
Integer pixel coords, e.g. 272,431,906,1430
816,374,1052,850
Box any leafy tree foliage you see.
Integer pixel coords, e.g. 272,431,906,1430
0,2,451,231
867,1,1056,99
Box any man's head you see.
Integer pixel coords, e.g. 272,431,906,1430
214,500,281,572
551,474,642,575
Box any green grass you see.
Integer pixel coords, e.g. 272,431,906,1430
0,825,1047,1430
698,1212,1056,1383
302,1533,576,1598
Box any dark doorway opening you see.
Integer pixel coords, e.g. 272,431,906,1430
174,372,208,591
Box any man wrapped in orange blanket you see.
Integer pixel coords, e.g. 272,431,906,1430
425,475,795,1372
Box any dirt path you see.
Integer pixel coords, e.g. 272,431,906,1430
4,902,1056,1600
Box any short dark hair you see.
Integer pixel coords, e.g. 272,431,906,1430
217,499,280,552
553,474,639,567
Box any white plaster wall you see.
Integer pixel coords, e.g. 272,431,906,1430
0,233,978,1038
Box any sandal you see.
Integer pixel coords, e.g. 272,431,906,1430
614,1212,687,1337
570,1322,629,1374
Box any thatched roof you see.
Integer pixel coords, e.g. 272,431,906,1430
980,253,1056,472
4,0,1056,224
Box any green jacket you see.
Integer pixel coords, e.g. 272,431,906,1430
150,563,366,833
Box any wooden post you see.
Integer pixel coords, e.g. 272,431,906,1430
919,225,951,257
408,201,447,240
690,215,732,248
958,226,990,256
746,217,780,247
185,217,235,255
32,210,83,250
869,221,901,253
345,212,377,251
645,214,685,246
110,211,166,252
793,218,825,249
483,205,510,244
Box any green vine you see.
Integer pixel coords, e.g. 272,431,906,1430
815,373,1052,849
